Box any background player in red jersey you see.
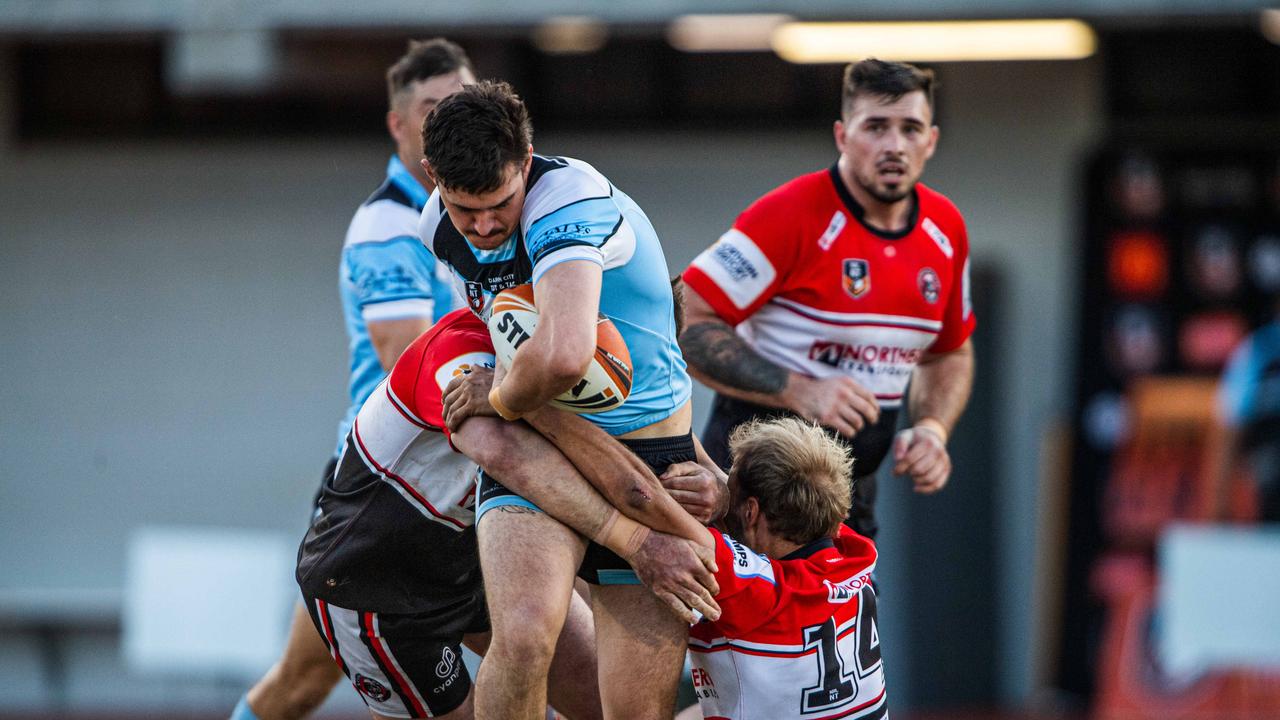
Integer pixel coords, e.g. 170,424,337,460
680,58,976,540
668,417,884,720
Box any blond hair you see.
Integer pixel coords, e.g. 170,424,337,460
728,417,854,543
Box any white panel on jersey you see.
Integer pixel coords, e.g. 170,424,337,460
818,210,847,251
522,158,612,231
962,256,973,321
722,533,776,584
434,351,496,393
352,382,478,529
529,220,637,284
746,300,940,407
690,229,778,310
345,200,421,249
362,297,434,322
417,195,446,256
921,217,954,259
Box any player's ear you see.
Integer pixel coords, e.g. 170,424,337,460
420,159,437,185
387,109,404,145
925,125,939,160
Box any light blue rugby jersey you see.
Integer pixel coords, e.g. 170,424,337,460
336,156,459,455
418,154,691,436
1219,320,1280,426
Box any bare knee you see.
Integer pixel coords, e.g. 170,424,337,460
251,655,342,720
488,604,562,672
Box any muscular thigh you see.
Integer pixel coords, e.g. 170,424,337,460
477,505,587,631
592,585,688,719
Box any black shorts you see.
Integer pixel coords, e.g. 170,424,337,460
302,592,488,718
476,433,698,585
310,456,339,514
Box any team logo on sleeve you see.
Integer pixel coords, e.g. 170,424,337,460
353,674,392,702
842,259,871,299
918,267,940,303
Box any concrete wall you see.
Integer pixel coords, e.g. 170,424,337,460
0,57,1101,712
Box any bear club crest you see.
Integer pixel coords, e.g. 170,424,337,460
842,258,870,299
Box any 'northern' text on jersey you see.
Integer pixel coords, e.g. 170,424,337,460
418,154,691,436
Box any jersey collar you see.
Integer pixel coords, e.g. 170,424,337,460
828,163,919,241
781,536,836,561
387,155,430,210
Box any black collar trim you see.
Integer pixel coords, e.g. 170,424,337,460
781,536,836,561
828,163,919,241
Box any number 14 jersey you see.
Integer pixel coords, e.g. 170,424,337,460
689,525,886,720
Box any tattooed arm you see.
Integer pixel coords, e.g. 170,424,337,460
679,285,880,439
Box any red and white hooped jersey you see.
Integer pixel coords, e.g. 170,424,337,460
683,167,975,410
689,525,885,720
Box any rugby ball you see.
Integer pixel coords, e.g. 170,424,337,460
487,284,633,414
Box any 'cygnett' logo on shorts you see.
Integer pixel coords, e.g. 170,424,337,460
435,646,458,679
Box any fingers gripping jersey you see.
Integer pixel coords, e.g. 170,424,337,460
336,156,461,454
684,170,975,412
298,309,493,614
689,526,886,720
419,154,691,435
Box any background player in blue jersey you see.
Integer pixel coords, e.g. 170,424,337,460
419,81,727,720
1212,296,1280,522
231,39,473,720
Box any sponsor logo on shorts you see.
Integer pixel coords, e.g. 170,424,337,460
432,646,463,695
353,673,392,702
842,259,870,299
918,267,940,303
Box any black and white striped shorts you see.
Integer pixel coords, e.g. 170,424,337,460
304,596,487,718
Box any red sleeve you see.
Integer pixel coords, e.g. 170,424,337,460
682,184,803,326
929,211,976,353
707,528,785,635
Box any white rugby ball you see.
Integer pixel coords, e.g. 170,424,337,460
487,284,634,414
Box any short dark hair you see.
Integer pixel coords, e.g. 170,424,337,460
841,58,936,120
422,80,533,194
386,38,473,108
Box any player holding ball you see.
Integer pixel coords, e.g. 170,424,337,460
420,80,726,720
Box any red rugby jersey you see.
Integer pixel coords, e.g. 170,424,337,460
683,167,975,411
689,525,885,720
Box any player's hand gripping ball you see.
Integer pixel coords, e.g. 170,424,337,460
487,284,633,413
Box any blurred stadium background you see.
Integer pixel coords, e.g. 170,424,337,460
2,1,1279,718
